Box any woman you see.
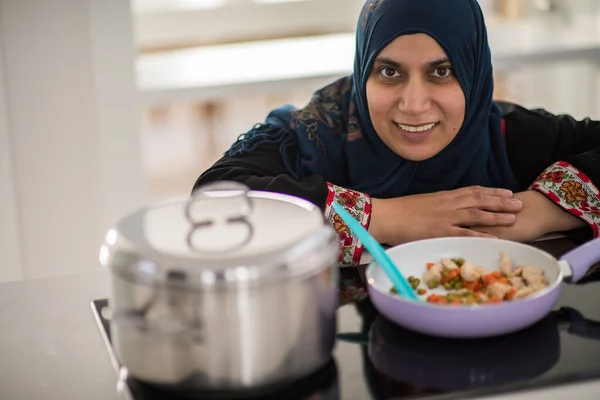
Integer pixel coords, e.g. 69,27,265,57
193,0,600,303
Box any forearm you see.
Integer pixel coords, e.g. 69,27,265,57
368,198,389,244
517,191,585,235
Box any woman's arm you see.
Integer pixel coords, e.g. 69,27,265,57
499,101,600,187
496,101,600,239
193,140,329,206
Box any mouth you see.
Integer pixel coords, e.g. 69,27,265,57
395,121,439,142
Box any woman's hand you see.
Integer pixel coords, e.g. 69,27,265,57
369,186,523,245
470,190,585,242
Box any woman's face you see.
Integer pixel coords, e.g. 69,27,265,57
366,33,466,161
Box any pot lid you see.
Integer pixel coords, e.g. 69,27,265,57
100,182,338,289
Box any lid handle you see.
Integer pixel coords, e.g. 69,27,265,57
185,182,254,254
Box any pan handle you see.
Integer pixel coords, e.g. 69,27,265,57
559,237,600,283
556,307,600,341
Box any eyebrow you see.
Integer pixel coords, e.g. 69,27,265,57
374,56,451,69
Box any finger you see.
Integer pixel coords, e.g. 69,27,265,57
452,227,498,239
456,193,523,212
452,185,514,200
454,208,516,227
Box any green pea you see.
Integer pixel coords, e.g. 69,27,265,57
427,280,439,289
444,282,453,290
454,282,463,290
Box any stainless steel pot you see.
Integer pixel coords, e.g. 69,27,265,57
99,182,339,394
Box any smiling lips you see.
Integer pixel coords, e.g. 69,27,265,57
395,121,439,142
397,122,438,132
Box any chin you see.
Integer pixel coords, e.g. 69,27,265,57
389,143,439,162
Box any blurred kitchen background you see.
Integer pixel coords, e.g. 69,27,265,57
1,0,600,283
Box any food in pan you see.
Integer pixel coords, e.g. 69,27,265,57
390,252,548,305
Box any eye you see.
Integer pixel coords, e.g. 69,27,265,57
431,67,453,78
379,67,401,78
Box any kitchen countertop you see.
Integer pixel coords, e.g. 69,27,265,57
0,268,116,400
1,238,599,400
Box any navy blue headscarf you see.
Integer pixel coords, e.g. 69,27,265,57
225,0,520,198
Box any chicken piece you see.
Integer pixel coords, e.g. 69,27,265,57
460,261,481,282
522,266,544,280
513,266,524,277
476,293,489,302
530,281,548,292
441,259,459,272
429,263,443,273
514,287,536,299
423,267,442,286
499,251,513,277
509,276,525,290
487,282,510,299
524,273,547,287
476,266,491,276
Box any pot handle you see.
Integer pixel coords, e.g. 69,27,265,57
185,181,254,254
556,307,600,341
558,237,600,283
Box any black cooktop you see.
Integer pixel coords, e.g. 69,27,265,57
92,240,600,400
93,287,600,400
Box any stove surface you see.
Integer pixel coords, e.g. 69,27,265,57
93,276,600,400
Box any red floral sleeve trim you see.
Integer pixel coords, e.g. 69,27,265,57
530,161,600,237
324,183,372,268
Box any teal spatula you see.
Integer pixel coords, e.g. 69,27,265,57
332,202,418,301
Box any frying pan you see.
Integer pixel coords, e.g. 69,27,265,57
365,237,600,338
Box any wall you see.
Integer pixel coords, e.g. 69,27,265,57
0,0,147,282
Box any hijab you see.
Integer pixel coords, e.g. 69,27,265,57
225,0,520,198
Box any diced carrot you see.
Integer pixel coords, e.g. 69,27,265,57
426,262,436,270
485,298,502,304
492,270,502,279
482,273,494,285
447,270,459,281
505,288,517,300
417,288,427,295
451,299,462,305
485,275,506,285
427,294,440,303
428,294,449,305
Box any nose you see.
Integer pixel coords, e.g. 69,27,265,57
398,78,431,115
